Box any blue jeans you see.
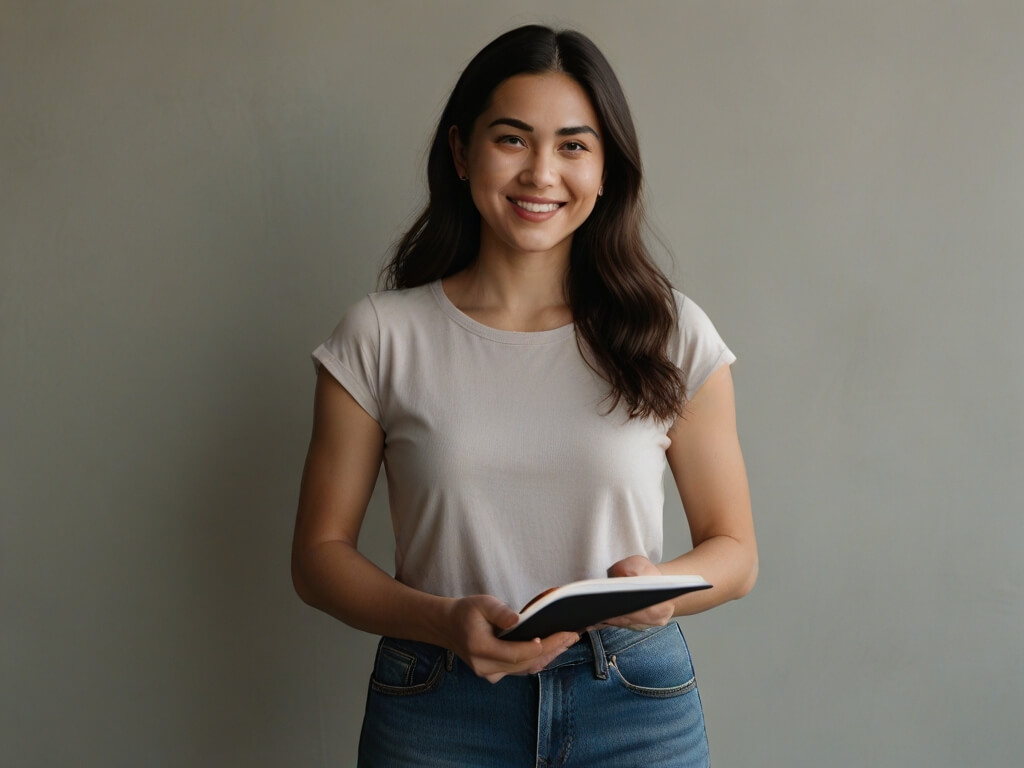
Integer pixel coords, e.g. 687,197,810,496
358,623,710,767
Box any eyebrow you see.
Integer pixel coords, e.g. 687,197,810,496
487,117,600,139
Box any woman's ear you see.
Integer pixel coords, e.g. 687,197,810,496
448,125,469,180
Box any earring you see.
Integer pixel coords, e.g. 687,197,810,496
598,185,604,197
459,175,469,181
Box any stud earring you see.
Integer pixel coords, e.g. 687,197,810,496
459,175,469,181
598,185,604,197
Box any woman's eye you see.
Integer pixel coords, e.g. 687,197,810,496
498,135,526,147
562,141,588,153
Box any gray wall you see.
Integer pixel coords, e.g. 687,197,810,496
3,2,1022,766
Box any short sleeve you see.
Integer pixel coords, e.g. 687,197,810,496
311,295,382,424
668,291,737,400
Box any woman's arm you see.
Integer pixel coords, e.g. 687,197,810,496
291,369,578,681
602,363,758,626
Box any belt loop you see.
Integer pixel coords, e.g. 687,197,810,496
587,629,608,680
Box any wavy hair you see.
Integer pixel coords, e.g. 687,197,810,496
382,25,685,421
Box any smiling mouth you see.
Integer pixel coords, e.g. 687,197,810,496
509,198,565,213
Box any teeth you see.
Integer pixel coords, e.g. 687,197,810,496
513,200,561,213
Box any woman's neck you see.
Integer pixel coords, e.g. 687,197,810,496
441,251,572,333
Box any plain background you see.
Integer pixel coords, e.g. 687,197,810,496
3,1,1022,766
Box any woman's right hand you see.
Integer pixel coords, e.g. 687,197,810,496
443,595,580,683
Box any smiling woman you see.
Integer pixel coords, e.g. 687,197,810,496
449,73,606,263
292,24,756,767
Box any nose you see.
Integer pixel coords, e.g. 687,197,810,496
520,150,556,188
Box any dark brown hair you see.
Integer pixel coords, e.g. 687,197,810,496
382,25,685,421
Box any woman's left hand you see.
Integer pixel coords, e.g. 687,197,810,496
596,555,676,630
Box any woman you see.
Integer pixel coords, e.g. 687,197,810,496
293,25,757,767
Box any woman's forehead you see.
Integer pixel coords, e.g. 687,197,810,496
480,73,600,129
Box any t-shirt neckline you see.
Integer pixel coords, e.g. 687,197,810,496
429,280,576,345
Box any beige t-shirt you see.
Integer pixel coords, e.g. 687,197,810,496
313,280,735,611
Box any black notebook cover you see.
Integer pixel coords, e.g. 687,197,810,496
498,576,712,641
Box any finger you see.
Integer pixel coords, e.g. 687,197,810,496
551,631,581,646
607,559,646,578
525,633,582,674
476,598,521,630
598,611,657,629
506,632,575,665
497,637,545,666
478,636,546,669
510,632,579,672
607,554,659,578
476,631,579,679
606,560,635,578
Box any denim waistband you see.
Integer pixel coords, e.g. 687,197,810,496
376,623,679,680
543,623,678,675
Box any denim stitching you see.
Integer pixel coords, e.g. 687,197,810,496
559,679,576,766
370,651,446,696
379,645,419,687
608,654,698,698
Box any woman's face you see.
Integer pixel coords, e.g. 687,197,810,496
450,72,605,263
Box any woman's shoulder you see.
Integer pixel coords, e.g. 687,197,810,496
328,282,441,340
670,289,717,333
318,282,440,359
358,282,440,327
666,289,736,398
335,281,436,320
365,281,437,312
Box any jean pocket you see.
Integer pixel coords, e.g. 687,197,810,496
369,637,447,696
608,625,697,698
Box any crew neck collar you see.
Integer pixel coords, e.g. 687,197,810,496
429,280,575,345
